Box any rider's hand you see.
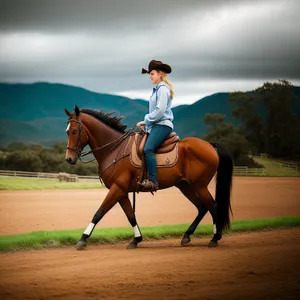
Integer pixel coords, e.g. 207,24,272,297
136,121,145,127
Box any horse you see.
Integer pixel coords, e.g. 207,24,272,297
64,105,233,250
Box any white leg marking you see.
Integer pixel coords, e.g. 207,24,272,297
134,225,141,238
84,223,95,235
213,224,217,234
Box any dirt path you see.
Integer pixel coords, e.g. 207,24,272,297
0,228,299,300
0,177,299,235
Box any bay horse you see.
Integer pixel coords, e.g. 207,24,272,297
65,105,233,250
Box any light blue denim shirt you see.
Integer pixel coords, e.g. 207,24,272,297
143,81,174,132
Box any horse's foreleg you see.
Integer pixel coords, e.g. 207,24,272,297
119,195,143,249
76,184,125,250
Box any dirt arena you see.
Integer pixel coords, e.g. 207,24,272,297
0,177,299,235
0,177,299,299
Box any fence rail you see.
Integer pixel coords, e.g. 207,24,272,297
0,167,266,179
0,170,99,181
0,170,59,178
233,166,266,176
281,163,298,171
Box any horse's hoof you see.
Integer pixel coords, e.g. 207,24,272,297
127,242,137,249
181,236,191,247
76,240,87,250
208,240,218,248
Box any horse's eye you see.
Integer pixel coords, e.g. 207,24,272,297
73,130,77,134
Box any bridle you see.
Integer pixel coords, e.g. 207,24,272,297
66,119,89,160
66,118,137,164
66,118,143,205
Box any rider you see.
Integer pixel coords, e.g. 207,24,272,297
136,60,175,192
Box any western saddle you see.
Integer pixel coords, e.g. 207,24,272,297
135,130,180,192
137,132,180,157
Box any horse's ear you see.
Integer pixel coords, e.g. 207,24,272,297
74,105,80,117
64,108,71,117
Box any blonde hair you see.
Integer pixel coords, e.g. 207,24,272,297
160,72,175,100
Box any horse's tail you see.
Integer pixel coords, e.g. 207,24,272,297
210,142,233,232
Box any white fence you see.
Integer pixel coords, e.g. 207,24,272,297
0,170,58,178
0,170,99,181
0,168,265,179
281,163,298,171
233,166,266,176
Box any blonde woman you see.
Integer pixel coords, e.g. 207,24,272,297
137,60,175,192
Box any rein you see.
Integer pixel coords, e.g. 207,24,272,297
67,119,135,162
66,118,138,181
81,127,135,163
66,119,145,213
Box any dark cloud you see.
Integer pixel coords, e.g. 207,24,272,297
0,0,299,104
0,0,276,33
0,0,212,33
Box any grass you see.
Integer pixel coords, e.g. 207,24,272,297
252,156,300,177
0,177,104,190
0,216,299,252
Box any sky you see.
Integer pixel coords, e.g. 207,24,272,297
0,0,300,106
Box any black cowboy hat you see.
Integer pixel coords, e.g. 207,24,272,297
141,60,172,74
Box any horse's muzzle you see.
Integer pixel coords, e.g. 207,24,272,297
66,157,77,165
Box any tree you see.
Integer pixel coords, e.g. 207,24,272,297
39,149,63,172
229,91,264,154
5,150,44,171
204,113,259,166
0,143,99,174
230,80,300,159
52,143,66,154
7,142,28,151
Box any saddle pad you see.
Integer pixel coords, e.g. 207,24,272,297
130,139,178,168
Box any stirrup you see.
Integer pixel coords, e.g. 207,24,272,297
137,179,159,192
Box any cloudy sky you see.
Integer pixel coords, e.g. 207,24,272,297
0,0,299,105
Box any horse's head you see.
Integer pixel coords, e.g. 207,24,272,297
64,105,89,165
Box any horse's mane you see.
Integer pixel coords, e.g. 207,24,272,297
80,108,127,133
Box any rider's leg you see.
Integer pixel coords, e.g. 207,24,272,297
143,124,172,189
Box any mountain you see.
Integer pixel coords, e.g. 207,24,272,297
0,82,299,146
0,82,150,120
173,93,238,139
0,82,148,146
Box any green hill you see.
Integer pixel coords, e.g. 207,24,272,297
0,82,299,146
173,93,239,138
0,82,148,146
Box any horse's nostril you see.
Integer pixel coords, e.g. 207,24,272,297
66,157,72,163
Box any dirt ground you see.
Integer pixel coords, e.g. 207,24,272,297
0,177,299,235
0,229,299,300
0,177,299,299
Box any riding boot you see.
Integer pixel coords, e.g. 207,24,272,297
137,179,159,192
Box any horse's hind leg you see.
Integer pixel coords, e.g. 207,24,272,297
176,181,208,246
119,195,143,249
194,187,222,247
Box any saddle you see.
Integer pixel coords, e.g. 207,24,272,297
130,130,180,193
137,132,180,157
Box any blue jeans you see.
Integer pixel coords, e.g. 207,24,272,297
144,125,172,183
